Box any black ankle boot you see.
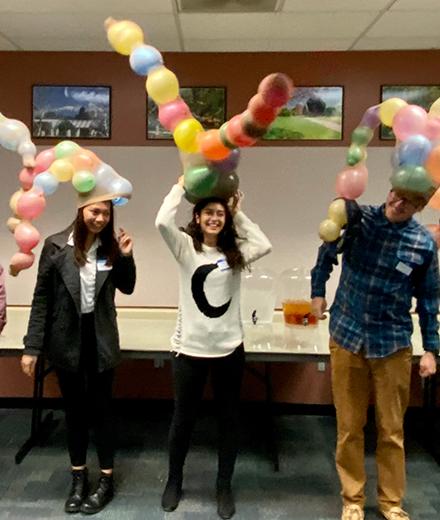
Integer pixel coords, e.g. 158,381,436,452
80,473,114,515
161,477,183,512
216,482,235,519
64,468,88,513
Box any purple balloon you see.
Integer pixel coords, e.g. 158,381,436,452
209,148,241,174
360,105,381,129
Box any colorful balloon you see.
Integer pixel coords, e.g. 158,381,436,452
33,171,59,196
34,148,56,174
129,44,163,76
429,98,440,118
14,221,40,253
199,129,231,161
54,140,81,160
247,94,279,127
184,165,219,199
49,159,75,182
209,148,241,174
226,115,257,148
70,150,100,171
9,190,23,214
319,219,341,242
335,165,368,200
9,252,35,276
425,117,440,141
395,134,432,167
425,223,440,248
258,73,294,108
328,199,348,227
16,190,46,220
390,165,434,194
242,112,267,138
379,98,407,127
173,118,204,153
72,170,96,193
346,144,366,166
105,18,144,56
428,187,440,210
146,66,179,105
213,171,239,200
351,126,374,146
425,145,440,183
360,105,381,129
393,105,428,141
158,98,191,132
6,217,21,234
18,167,36,190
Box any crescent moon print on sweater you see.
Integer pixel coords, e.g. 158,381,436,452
155,184,272,358
191,264,232,318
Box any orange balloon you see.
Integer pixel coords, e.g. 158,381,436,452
425,145,440,183
70,150,100,171
426,224,440,248
428,187,440,210
199,129,231,161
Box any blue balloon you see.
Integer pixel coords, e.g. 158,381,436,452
33,171,59,195
112,197,129,207
396,134,432,167
129,45,163,76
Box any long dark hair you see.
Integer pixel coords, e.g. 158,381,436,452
183,197,246,271
73,202,119,267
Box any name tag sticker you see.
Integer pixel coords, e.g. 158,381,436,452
396,261,412,276
97,259,112,272
217,258,230,271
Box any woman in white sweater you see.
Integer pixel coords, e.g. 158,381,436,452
155,177,272,520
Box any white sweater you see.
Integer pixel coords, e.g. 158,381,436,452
155,184,272,357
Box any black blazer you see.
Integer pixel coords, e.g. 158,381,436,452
23,229,136,372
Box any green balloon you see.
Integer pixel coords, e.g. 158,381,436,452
346,144,365,166
184,166,219,199
212,171,239,200
72,170,96,193
219,123,237,150
390,165,434,194
351,126,374,146
54,140,81,159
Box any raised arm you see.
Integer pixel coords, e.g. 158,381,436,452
233,210,272,265
0,265,6,333
155,182,189,261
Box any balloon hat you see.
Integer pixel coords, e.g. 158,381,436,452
4,132,133,276
104,17,293,202
0,112,37,167
319,97,440,242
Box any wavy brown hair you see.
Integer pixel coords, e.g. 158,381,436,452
73,202,119,267
183,197,246,271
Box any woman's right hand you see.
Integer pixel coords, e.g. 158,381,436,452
311,297,327,320
21,354,37,377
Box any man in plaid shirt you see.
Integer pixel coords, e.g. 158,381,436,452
311,189,439,520
0,264,6,334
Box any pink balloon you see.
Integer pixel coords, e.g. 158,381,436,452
18,167,37,190
9,251,35,276
225,114,257,147
335,165,368,200
425,117,440,141
14,221,41,253
34,148,55,174
258,73,294,108
16,190,46,220
393,105,428,141
158,98,192,132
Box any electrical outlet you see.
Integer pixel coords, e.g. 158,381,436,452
317,362,326,372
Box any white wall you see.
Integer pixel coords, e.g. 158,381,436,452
1,146,438,307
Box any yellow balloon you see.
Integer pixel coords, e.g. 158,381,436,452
49,159,75,182
146,66,179,105
319,219,341,242
173,118,204,154
6,216,21,233
429,97,440,117
106,19,144,56
328,199,348,227
379,98,407,127
9,190,23,214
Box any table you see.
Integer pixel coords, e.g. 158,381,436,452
0,306,437,467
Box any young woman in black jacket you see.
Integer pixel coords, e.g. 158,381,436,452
21,197,136,515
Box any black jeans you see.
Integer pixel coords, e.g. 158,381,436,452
55,312,115,469
168,344,245,485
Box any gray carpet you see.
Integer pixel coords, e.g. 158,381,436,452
0,406,439,520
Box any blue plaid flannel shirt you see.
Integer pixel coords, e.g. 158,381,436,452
311,204,440,358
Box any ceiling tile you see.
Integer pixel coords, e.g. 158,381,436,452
283,0,390,12
0,0,174,14
0,32,17,50
390,0,440,10
366,11,440,38
353,36,440,50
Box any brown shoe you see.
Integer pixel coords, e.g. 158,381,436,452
380,507,410,520
341,504,365,520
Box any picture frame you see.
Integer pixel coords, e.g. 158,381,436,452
147,86,226,139
32,85,111,139
263,86,344,141
380,85,440,140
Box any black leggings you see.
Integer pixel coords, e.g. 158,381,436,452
168,344,245,484
55,313,115,469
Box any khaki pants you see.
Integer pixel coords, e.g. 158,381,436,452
330,339,412,510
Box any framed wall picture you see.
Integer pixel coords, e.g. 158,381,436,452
380,85,440,139
147,86,226,139
32,85,111,139
263,86,344,141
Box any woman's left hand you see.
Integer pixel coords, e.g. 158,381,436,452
228,190,244,216
118,227,133,256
